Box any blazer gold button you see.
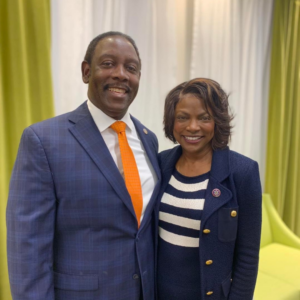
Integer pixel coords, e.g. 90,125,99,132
231,210,237,217
143,128,148,134
203,229,211,234
206,291,213,295
206,260,213,265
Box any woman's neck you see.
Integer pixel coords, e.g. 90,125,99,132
176,147,213,177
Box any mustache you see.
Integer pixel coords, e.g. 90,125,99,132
104,84,130,93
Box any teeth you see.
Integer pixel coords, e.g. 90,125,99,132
185,136,201,140
109,87,126,93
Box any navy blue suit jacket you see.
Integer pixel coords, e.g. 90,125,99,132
7,102,161,300
156,146,262,300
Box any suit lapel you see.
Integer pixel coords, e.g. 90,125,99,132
68,102,136,218
131,116,161,180
131,116,162,230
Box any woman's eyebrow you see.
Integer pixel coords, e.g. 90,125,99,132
176,110,209,116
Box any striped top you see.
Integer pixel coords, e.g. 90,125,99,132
157,169,209,300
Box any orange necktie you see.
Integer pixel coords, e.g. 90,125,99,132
110,121,143,227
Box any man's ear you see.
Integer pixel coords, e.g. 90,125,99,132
81,61,91,84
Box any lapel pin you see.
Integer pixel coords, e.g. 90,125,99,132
143,128,148,134
212,188,221,197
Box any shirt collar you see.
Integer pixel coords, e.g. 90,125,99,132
87,99,134,132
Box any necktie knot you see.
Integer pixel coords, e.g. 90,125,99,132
110,121,126,134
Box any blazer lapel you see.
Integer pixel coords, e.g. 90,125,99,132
68,102,136,218
159,146,182,199
201,148,233,226
159,146,233,227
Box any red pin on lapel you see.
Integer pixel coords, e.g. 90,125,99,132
212,188,221,197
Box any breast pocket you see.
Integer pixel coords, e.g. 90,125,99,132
218,207,239,242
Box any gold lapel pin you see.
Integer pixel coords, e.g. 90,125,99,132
143,128,148,134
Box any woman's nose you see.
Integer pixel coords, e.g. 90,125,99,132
187,119,201,131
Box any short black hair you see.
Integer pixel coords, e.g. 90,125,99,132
164,78,234,150
84,31,141,68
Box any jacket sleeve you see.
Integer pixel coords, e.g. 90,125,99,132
228,161,262,300
6,126,56,300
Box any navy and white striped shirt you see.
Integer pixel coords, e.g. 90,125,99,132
157,169,209,299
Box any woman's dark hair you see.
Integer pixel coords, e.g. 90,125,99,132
163,78,234,150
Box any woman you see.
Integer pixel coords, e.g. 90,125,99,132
156,78,262,300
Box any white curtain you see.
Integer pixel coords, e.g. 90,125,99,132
191,0,274,185
51,0,274,184
51,0,180,151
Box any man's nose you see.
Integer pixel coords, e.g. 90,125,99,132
111,65,129,81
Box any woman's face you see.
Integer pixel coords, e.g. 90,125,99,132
173,93,215,156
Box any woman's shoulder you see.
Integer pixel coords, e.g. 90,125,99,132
158,145,181,170
226,150,260,189
213,147,258,170
228,149,258,171
158,147,177,159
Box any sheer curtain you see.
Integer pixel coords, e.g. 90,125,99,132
191,0,274,183
51,0,274,182
51,0,179,150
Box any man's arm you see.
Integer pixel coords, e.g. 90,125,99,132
7,126,56,300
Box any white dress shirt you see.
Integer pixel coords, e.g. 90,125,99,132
87,100,157,223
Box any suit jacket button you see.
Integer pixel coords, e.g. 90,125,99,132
206,260,213,265
206,291,214,295
133,274,139,280
231,210,237,217
203,229,211,234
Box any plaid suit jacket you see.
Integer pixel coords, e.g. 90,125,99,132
7,102,161,300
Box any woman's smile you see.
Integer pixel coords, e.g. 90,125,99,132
173,93,215,156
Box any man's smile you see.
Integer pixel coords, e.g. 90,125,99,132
108,87,127,94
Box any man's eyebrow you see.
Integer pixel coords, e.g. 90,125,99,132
98,54,140,65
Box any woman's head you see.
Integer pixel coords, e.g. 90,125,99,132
164,78,233,151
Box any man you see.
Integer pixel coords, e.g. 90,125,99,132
7,32,161,300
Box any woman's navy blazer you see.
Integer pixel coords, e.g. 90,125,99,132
155,146,262,300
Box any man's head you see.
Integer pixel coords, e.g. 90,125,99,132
82,32,141,120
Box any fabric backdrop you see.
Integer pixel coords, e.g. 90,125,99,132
51,0,179,152
0,0,54,299
265,0,300,236
191,0,274,185
1,0,299,298
51,0,274,187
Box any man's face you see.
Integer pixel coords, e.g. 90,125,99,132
82,36,141,120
